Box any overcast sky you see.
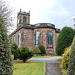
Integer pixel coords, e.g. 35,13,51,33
4,0,75,32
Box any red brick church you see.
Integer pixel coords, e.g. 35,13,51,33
10,10,60,55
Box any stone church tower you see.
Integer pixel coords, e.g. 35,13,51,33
17,9,30,28
10,10,60,56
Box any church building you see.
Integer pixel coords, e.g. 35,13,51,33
10,10,60,55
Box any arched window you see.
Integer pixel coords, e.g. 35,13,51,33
35,32,40,45
19,16,21,24
23,16,26,23
47,32,53,45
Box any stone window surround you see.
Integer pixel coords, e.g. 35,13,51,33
47,31,53,45
46,31,53,49
23,16,27,23
35,31,40,45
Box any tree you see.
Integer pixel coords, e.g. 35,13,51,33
11,43,20,60
0,15,13,74
67,36,75,75
0,0,14,33
38,44,46,56
33,47,41,54
56,26,75,55
20,47,34,62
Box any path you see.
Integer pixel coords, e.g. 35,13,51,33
29,56,61,63
46,62,62,75
29,56,62,75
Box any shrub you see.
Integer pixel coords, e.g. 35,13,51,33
28,50,34,58
67,36,75,75
11,55,14,60
19,47,34,62
0,15,13,74
11,43,20,60
33,47,41,54
38,44,46,56
62,70,67,75
61,46,71,69
56,26,75,55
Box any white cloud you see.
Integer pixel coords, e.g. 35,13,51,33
4,0,75,32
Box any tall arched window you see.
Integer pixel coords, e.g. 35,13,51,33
35,32,40,45
47,32,53,45
23,16,26,23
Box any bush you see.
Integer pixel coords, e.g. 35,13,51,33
61,46,71,69
56,26,75,55
28,50,34,58
38,44,46,56
33,47,41,54
62,70,67,75
11,55,14,60
67,36,75,75
19,47,34,62
11,43,20,60
0,15,13,74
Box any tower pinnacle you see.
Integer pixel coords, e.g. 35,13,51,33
20,8,21,12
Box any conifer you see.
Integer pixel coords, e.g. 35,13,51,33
67,36,75,75
0,15,13,75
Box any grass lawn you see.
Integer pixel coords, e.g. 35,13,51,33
34,56,53,58
13,60,45,75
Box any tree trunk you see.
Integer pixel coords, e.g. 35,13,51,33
23,59,28,62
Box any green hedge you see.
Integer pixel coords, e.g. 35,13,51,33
68,36,75,75
38,44,46,56
56,26,75,55
33,47,41,54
